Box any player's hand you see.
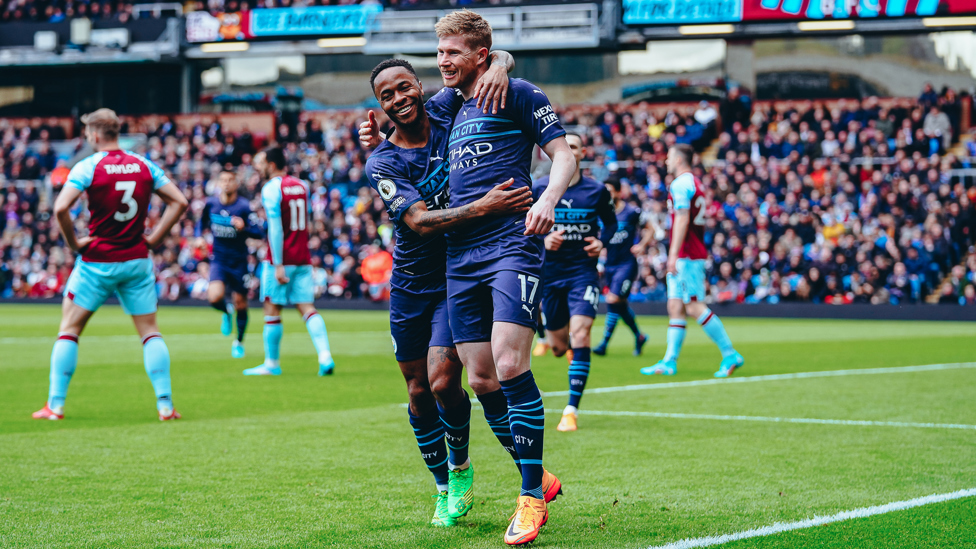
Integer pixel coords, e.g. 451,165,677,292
524,197,555,236
474,64,509,114
74,235,94,252
544,230,564,251
666,256,678,275
275,264,290,285
583,236,604,258
630,244,643,256
231,216,245,230
358,111,382,149
479,179,532,215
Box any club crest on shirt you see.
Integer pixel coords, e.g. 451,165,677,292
378,179,397,201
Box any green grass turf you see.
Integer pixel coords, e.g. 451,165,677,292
1,304,975,548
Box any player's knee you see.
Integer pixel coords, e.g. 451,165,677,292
429,374,461,401
406,379,434,406
570,328,591,347
493,350,526,379
466,370,498,395
605,293,620,304
550,341,568,357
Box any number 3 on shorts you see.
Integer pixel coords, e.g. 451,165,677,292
517,274,539,303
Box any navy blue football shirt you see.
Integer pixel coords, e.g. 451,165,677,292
198,195,263,266
606,203,642,267
365,87,464,290
446,78,566,250
533,175,617,279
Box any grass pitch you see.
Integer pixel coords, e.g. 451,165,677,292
1,304,975,549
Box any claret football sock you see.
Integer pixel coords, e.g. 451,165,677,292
567,347,591,409
499,371,545,499
236,308,248,343
438,395,471,468
664,319,687,362
142,333,173,411
476,389,521,472
409,409,450,490
263,316,282,366
697,308,735,358
48,333,79,409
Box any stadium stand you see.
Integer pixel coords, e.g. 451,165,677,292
2,85,975,305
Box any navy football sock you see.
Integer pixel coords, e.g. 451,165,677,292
567,347,591,409
236,308,248,343
602,302,623,344
476,390,521,473
620,305,641,337
500,371,545,499
209,299,227,314
408,410,450,491
438,394,471,468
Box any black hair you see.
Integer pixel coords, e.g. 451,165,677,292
370,59,418,92
261,146,286,172
565,132,583,143
672,143,694,167
606,176,621,192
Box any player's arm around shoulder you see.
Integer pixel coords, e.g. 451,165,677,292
401,178,531,237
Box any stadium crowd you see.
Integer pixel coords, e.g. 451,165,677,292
2,84,976,305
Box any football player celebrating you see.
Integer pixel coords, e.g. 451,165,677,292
435,10,574,545
362,56,533,527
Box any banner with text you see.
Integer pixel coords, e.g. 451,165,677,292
624,0,975,25
186,5,382,43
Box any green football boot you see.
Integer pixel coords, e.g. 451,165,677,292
447,463,474,519
431,491,456,527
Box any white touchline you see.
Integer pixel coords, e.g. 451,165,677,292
642,487,976,549
0,331,389,346
541,362,976,398
542,409,976,431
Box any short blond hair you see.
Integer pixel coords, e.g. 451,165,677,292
435,10,492,53
81,108,121,140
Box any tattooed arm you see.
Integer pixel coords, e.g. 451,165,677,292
402,178,531,237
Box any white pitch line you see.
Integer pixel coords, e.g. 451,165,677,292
0,331,390,346
541,362,976,397
543,409,976,431
644,487,976,549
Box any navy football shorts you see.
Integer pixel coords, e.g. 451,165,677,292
210,260,248,296
389,286,455,363
605,261,638,299
541,271,600,331
446,235,544,344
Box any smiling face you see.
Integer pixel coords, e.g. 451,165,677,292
437,35,486,93
373,66,424,128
